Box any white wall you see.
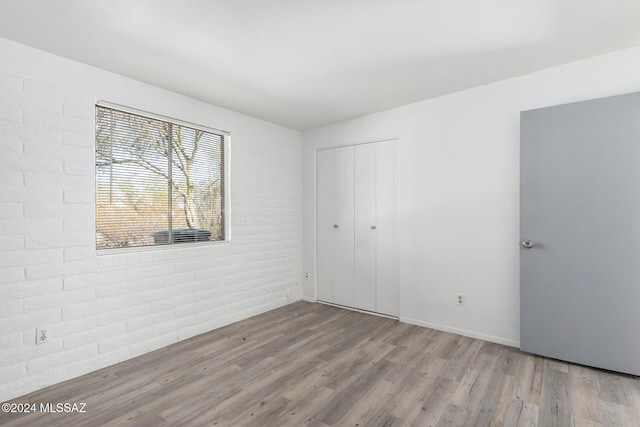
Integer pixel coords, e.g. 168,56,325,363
302,47,640,347
0,38,302,401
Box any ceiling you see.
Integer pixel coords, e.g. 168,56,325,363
0,1,638,130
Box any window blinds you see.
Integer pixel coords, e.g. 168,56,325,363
95,105,225,250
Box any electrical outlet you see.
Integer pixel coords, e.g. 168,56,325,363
457,293,465,306
304,272,310,279
36,327,49,345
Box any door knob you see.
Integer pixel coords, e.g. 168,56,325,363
521,240,535,249
370,225,376,230
333,224,338,229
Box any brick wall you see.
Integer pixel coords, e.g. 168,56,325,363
0,40,302,401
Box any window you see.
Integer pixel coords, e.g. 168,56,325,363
95,103,227,250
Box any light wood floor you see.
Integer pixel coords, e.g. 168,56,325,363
1,302,639,426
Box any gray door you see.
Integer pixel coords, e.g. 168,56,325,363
520,92,640,376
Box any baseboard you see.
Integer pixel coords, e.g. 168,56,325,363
297,298,519,348
399,316,520,348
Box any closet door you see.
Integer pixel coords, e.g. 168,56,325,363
333,146,355,307
316,141,398,317
375,140,398,316
316,149,335,303
354,143,377,312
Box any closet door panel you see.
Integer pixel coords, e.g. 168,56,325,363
375,140,399,316
316,149,335,303
333,146,355,307
354,143,377,312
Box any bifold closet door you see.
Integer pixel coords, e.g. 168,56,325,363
354,143,377,312
316,140,398,317
332,146,355,307
317,146,355,307
375,140,398,317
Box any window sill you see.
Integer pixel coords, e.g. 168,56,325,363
96,239,231,256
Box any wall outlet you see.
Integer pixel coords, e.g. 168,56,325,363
304,272,310,279
36,327,49,345
457,293,465,306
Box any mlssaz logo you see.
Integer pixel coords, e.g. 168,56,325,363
39,402,87,413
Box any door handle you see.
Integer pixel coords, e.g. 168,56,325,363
370,225,376,230
521,240,535,249
334,224,338,229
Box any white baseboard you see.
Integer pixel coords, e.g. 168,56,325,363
399,316,520,348
298,298,519,348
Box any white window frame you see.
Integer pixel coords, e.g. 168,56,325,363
95,101,231,253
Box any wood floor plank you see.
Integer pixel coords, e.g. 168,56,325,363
598,401,637,427
450,350,501,425
315,359,396,425
503,399,540,427
513,353,540,404
337,379,395,426
569,364,604,424
271,385,335,427
2,301,639,427
538,366,574,426
489,372,516,426
407,377,459,426
381,364,436,420
363,409,404,427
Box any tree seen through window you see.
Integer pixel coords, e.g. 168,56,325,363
95,106,225,249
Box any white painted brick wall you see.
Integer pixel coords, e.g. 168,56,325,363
0,44,302,402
